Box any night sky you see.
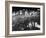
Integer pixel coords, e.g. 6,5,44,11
12,7,40,13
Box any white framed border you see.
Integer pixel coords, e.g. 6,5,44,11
9,3,43,35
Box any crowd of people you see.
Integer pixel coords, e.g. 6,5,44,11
12,9,40,31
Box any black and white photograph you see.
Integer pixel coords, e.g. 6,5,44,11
12,7,40,31
9,3,44,35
